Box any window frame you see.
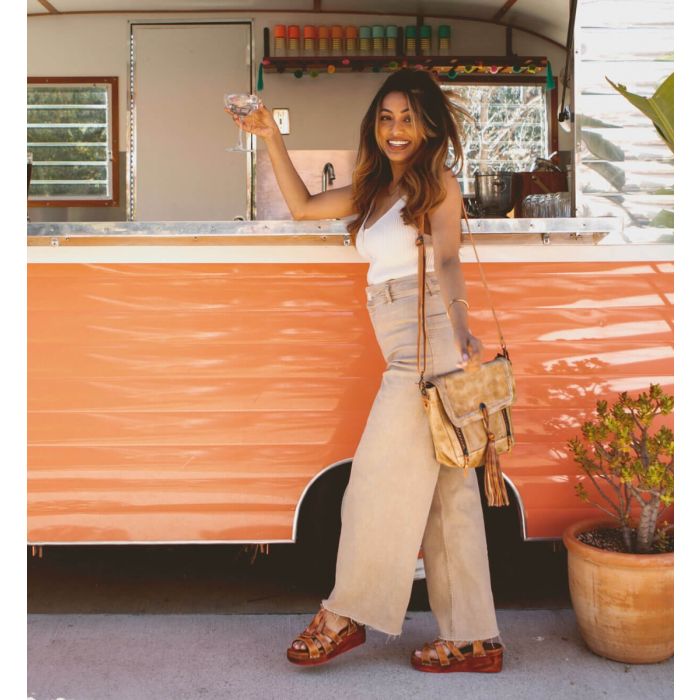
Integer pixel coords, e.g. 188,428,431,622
439,75,559,183
27,76,119,208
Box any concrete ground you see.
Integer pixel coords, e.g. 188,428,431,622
28,610,673,700
27,540,673,699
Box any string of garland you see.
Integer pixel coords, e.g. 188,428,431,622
262,58,547,79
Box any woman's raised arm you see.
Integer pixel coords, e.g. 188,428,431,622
229,104,355,220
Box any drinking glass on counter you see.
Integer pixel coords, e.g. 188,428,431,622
556,192,572,217
223,93,262,152
522,192,571,218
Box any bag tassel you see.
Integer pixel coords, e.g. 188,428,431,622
481,405,510,507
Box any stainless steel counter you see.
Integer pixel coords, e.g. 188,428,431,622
27,217,628,247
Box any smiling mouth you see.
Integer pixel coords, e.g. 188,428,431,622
387,140,411,151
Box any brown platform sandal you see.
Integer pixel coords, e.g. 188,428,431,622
286,608,366,666
411,638,504,673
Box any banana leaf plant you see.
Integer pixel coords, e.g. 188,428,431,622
605,72,674,152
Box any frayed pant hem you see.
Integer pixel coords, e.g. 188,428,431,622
320,601,402,640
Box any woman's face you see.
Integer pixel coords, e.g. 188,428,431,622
376,91,423,165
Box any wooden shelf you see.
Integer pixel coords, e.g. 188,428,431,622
262,55,548,76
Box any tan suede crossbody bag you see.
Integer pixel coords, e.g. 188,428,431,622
416,199,515,507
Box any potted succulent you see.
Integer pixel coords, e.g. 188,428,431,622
563,383,674,664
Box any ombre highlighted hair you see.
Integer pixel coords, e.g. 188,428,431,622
347,68,469,242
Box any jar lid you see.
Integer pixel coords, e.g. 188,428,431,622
385,25,398,38
345,25,358,38
404,25,417,38
287,25,300,38
303,25,317,38
331,25,344,38
359,26,372,38
371,25,385,37
273,25,286,38
418,25,432,38
318,25,330,38
438,25,451,38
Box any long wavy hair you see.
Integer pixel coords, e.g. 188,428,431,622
347,68,468,243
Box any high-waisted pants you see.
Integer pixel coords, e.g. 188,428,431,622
322,271,500,641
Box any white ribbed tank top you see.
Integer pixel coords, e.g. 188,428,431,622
355,196,435,285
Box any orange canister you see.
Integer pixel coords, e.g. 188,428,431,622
273,24,286,57
287,24,300,56
345,25,358,55
318,25,330,55
303,25,316,56
331,24,344,56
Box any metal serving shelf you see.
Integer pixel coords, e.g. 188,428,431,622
27,217,621,247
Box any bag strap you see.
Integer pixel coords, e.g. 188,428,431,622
416,197,510,389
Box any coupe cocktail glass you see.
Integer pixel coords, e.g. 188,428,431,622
223,93,261,152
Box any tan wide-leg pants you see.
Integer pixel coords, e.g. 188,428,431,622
322,271,500,641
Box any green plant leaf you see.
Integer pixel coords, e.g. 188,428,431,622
650,209,674,228
581,130,626,162
606,73,674,152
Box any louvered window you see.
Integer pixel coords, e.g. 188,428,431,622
27,77,118,207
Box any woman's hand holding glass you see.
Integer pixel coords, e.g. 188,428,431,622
226,102,279,144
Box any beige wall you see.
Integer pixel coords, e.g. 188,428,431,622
28,11,570,220
28,11,570,150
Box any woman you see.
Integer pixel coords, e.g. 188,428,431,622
230,68,503,673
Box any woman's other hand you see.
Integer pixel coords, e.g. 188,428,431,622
455,331,483,372
226,103,278,142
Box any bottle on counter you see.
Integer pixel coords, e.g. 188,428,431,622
287,25,300,56
371,25,385,55
438,25,451,55
359,26,371,55
418,24,432,55
386,25,398,56
318,25,330,55
273,24,286,57
404,25,417,56
345,25,358,56
331,25,344,56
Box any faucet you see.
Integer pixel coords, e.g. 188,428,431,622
322,162,336,192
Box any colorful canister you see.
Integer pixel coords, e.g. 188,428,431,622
287,25,300,56
331,25,344,56
359,26,371,55
385,25,398,56
303,25,316,56
273,24,286,57
404,25,417,56
318,25,330,54
418,24,432,55
371,25,385,55
438,25,451,56
345,26,358,56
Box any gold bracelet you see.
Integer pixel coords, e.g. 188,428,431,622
448,298,470,315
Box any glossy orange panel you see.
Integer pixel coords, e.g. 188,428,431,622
28,261,673,543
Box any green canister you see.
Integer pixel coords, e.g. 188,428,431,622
404,25,417,56
385,25,398,56
418,24,432,55
438,25,451,56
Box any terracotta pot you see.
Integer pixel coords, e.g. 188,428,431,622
563,518,674,664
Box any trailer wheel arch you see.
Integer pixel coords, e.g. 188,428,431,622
292,457,530,542
292,459,352,544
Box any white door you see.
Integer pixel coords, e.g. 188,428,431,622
131,22,252,221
